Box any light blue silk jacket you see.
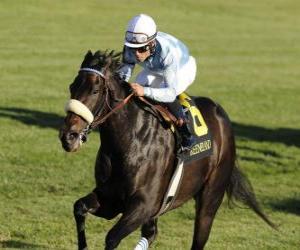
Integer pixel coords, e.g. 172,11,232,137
118,32,191,102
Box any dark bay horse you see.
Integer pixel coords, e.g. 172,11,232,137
59,50,275,250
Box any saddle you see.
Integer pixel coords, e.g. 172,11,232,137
138,96,178,131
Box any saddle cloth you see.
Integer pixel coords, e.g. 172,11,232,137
177,93,213,162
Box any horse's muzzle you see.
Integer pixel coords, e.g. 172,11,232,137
59,128,82,152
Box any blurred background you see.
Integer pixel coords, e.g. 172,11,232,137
0,0,299,249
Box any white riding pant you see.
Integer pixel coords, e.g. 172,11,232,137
135,56,197,96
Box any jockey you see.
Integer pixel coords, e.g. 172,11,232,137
118,14,197,151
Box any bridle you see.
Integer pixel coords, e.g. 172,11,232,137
65,67,134,143
65,67,177,144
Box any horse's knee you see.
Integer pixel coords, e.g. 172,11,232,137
74,199,88,217
74,192,101,217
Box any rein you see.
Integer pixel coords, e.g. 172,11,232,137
72,90,133,143
90,92,134,129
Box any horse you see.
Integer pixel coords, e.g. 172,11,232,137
59,50,275,250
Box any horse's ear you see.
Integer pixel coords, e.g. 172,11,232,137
81,50,93,68
108,50,114,57
85,50,93,59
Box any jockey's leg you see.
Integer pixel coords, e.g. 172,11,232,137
165,99,196,150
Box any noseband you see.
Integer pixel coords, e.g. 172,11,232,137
65,67,134,142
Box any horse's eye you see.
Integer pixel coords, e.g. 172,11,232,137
93,90,100,95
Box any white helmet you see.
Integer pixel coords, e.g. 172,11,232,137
124,14,157,48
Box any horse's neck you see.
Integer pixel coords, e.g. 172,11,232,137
110,76,131,101
100,77,147,144
104,98,144,133
98,78,174,177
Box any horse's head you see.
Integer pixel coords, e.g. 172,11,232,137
59,50,121,152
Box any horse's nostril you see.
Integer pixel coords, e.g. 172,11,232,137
68,132,79,141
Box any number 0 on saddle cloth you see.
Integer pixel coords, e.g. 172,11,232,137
178,93,213,162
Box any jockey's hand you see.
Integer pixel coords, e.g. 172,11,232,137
130,83,144,96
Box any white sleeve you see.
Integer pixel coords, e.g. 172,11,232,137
143,54,177,103
143,86,176,102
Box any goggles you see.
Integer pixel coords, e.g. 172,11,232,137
125,31,156,45
127,45,150,54
135,45,150,53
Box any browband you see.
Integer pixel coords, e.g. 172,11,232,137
79,68,105,78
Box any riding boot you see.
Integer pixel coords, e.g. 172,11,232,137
177,122,197,151
165,99,197,151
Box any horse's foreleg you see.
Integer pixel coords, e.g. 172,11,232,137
132,218,158,249
73,192,100,250
140,218,158,246
105,198,149,250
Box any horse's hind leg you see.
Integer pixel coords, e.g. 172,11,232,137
191,163,232,250
74,192,100,250
191,185,225,250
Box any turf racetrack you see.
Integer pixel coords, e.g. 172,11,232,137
0,0,299,249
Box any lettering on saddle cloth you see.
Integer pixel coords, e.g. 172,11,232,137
178,93,213,162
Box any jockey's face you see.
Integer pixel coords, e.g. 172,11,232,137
134,44,151,62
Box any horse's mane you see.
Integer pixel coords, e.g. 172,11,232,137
80,50,122,73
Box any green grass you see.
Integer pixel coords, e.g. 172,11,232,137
0,0,299,249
